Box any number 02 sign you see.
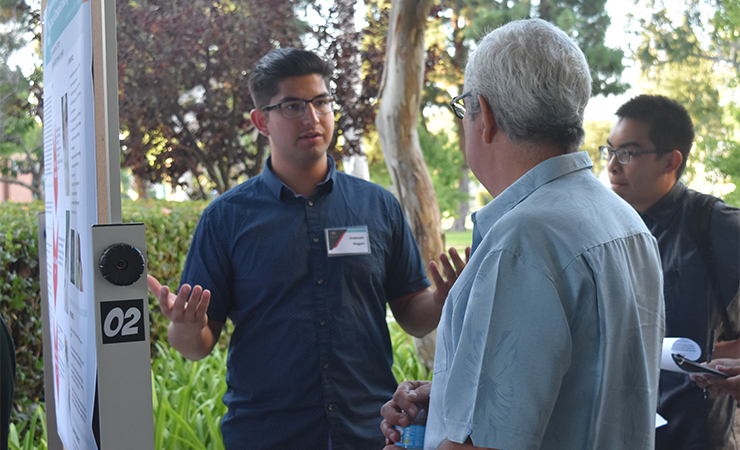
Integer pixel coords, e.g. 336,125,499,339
100,299,146,344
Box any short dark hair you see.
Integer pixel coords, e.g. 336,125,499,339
615,94,695,179
248,48,334,109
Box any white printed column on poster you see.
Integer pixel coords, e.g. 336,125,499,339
43,1,99,449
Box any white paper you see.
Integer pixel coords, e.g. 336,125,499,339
43,1,98,448
656,413,667,428
660,337,702,373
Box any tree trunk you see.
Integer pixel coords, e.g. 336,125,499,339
376,0,443,370
133,175,148,199
449,165,470,231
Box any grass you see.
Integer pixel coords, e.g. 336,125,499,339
444,229,473,253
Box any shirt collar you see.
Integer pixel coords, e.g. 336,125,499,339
262,155,336,200
640,181,685,229
473,151,594,234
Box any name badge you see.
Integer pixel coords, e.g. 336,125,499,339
325,226,371,256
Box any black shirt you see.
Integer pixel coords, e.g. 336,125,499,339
642,182,740,450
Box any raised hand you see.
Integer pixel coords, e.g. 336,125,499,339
148,275,217,360
430,246,471,304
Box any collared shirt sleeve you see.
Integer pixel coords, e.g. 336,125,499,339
181,202,235,323
382,194,431,300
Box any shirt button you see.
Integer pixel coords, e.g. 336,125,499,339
317,279,324,285
327,404,334,411
308,200,314,206
313,237,319,243
323,363,329,370
319,319,326,326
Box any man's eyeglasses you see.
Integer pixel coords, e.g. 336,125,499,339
450,93,471,119
599,146,664,165
262,95,334,119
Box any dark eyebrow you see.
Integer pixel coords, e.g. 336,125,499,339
275,93,331,104
606,139,646,150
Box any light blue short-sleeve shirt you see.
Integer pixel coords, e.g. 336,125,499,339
425,152,665,450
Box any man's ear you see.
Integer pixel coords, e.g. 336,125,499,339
250,109,270,137
478,94,497,144
664,149,683,174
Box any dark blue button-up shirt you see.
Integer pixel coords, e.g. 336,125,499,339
180,156,430,450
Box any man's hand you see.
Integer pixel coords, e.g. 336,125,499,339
691,358,740,402
148,275,211,331
430,246,470,305
148,275,218,360
389,246,471,338
380,380,432,448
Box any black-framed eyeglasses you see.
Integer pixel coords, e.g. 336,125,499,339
599,146,665,165
450,92,471,119
262,95,334,119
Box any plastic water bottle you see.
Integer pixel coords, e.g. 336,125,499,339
394,407,427,449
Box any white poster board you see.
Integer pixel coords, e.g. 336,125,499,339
42,1,99,448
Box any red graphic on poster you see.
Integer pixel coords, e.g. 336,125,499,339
52,131,59,307
52,130,60,399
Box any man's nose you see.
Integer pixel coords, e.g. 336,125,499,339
606,152,621,172
303,103,320,124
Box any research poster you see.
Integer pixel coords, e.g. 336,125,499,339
42,0,99,448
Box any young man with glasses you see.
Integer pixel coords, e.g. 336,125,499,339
605,94,740,450
148,48,465,450
381,19,665,450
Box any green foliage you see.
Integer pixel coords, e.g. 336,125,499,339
635,0,738,80
456,0,628,96
418,121,469,220
582,119,613,179
389,320,432,382
7,403,46,450
706,133,740,207
0,58,43,199
444,230,472,253
0,201,44,415
0,0,43,199
7,343,229,450
365,128,392,188
151,343,227,450
9,329,430,450
0,65,36,145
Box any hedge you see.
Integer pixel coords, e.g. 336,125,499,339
0,199,208,417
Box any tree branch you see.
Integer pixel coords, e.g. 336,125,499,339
0,176,42,198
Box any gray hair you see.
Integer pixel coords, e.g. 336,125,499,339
464,19,592,152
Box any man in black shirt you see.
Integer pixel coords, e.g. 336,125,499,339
604,94,740,450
